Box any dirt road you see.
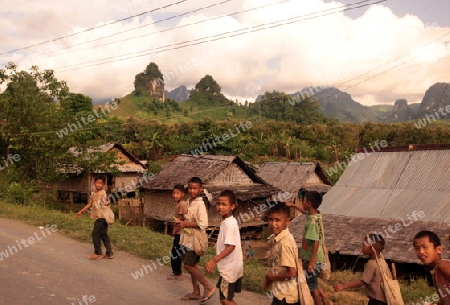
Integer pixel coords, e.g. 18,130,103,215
0,218,269,305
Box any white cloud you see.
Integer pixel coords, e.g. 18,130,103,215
0,0,449,105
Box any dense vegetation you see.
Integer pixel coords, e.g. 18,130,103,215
1,62,450,198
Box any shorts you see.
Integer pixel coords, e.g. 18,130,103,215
368,299,387,305
302,261,322,291
182,250,200,266
216,276,242,301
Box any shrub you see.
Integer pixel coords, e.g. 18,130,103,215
6,182,33,205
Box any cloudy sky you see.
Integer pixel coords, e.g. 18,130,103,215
1,0,449,106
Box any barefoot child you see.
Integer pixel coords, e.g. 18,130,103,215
294,191,332,305
286,188,332,304
205,190,243,305
334,234,387,305
413,230,450,305
264,204,299,305
167,184,187,280
178,177,216,303
75,176,113,259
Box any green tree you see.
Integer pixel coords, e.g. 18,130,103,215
145,62,163,80
248,91,330,124
60,93,93,116
0,63,70,183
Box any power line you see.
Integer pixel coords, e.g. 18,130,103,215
55,0,382,73
3,0,391,138
393,52,450,72
10,27,444,138
12,0,368,65
310,31,450,104
12,0,342,67
9,0,440,136
13,0,240,65
0,0,190,56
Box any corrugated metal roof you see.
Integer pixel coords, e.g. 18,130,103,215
322,149,450,223
289,214,450,263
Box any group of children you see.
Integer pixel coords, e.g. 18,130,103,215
77,176,450,305
171,177,243,305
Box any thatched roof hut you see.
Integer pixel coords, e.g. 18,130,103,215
256,162,332,195
141,154,280,229
57,143,147,203
256,162,332,218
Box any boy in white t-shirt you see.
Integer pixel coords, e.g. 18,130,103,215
206,190,243,305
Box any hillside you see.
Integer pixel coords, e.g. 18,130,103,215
415,82,450,119
305,87,378,123
108,76,249,122
108,81,449,124
178,93,248,121
107,93,142,119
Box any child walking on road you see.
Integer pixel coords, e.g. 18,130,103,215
291,191,332,305
205,190,243,305
334,234,388,305
178,177,216,303
75,176,113,260
264,204,299,305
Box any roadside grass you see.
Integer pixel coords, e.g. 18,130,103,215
0,200,172,260
0,200,436,304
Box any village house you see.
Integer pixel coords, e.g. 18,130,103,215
289,144,450,274
56,143,147,204
140,154,280,236
256,162,332,217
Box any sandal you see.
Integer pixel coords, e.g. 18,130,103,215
199,288,216,304
180,293,201,300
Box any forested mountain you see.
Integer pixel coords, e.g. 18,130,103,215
389,99,416,122
415,82,450,119
254,84,449,123
109,62,450,124
165,85,190,102
114,81,449,124
299,87,378,123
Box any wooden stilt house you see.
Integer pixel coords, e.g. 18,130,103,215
56,143,147,204
140,154,280,234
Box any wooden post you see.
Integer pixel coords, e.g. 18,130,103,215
164,221,168,235
391,262,397,280
331,253,337,272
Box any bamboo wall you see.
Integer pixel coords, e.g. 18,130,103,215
142,191,176,221
142,190,265,227
118,198,143,225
